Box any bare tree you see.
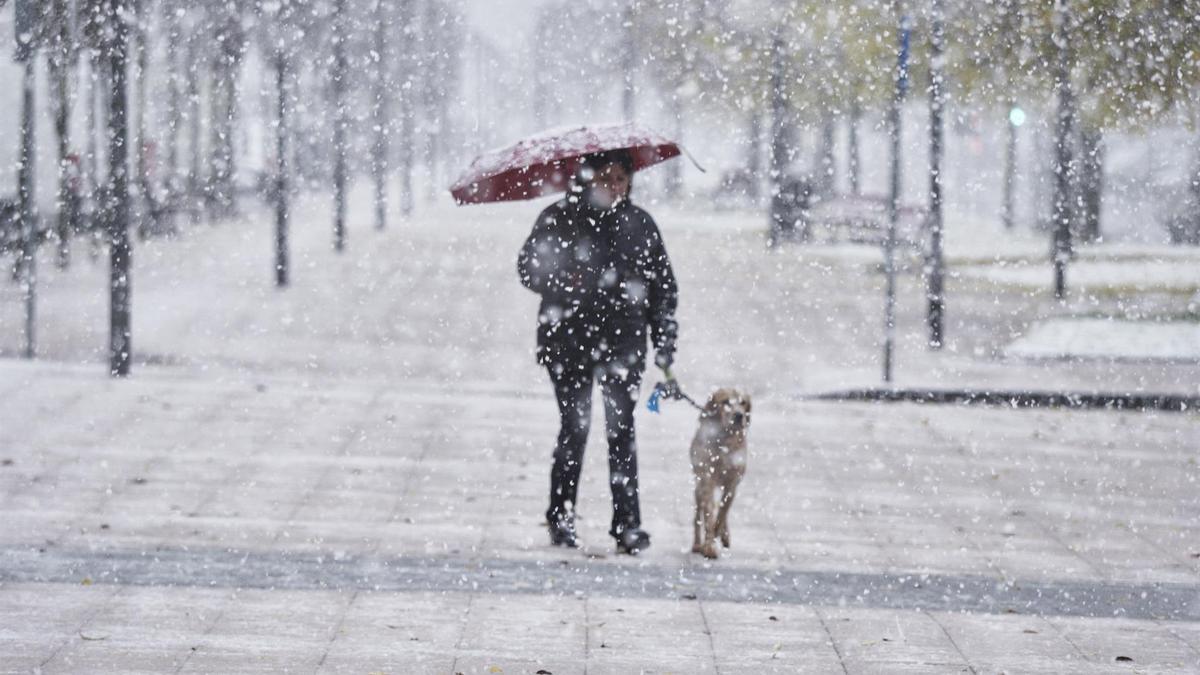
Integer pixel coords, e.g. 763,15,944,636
332,0,348,251
47,0,80,269
207,3,245,219
103,0,134,377
371,0,392,231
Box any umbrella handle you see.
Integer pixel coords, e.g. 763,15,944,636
679,145,707,174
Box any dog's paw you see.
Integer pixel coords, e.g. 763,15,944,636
700,543,720,559
720,532,731,548
691,543,705,554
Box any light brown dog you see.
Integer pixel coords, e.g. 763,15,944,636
690,388,751,559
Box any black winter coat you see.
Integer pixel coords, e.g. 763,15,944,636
518,193,678,368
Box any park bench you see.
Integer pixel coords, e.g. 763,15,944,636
0,197,49,256
713,168,762,210
0,198,18,254
805,193,928,249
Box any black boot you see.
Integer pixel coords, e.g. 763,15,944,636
615,528,650,555
548,516,578,548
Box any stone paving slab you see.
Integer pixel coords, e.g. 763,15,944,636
4,582,1199,673
2,197,1199,672
4,360,1198,583
6,542,1200,621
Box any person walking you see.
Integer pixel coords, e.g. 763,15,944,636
517,149,678,554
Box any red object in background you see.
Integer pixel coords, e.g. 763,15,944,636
64,153,82,193
449,123,698,205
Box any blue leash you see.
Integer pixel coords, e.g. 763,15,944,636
646,380,703,414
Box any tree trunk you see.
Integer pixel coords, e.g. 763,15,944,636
1031,113,1049,231
18,57,38,359
532,16,549,129
665,93,683,200
187,41,203,221
421,0,439,202
133,22,149,238
1002,103,1017,230
165,7,181,184
48,34,76,269
398,0,414,217
162,3,183,235
86,48,105,260
1189,135,1200,244
107,0,133,377
372,0,391,231
848,99,861,196
208,9,243,220
816,110,836,195
926,0,946,350
621,1,635,121
746,108,762,204
883,14,910,382
768,34,793,246
1051,0,1075,300
1077,123,1103,243
332,0,349,251
275,56,289,287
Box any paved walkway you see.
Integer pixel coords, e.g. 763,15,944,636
1,192,1198,672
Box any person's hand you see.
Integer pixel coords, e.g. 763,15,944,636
654,350,674,372
659,377,681,400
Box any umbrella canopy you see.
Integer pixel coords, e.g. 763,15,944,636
450,123,696,205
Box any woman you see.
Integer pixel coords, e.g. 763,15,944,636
517,150,679,554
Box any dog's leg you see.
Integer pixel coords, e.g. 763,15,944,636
715,481,739,549
692,479,707,554
698,480,719,559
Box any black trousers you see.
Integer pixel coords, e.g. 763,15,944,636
545,354,644,538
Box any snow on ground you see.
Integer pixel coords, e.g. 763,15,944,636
1007,317,1200,361
958,257,1200,294
2,187,1200,670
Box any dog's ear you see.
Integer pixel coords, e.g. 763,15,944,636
703,389,727,418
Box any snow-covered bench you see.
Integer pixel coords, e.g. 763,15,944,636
806,194,927,248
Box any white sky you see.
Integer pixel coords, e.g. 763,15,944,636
462,0,546,53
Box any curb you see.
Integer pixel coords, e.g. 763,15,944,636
808,388,1200,413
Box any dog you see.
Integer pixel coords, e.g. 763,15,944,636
690,388,751,559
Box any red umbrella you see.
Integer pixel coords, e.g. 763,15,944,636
449,123,700,205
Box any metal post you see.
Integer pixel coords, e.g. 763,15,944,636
332,0,348,252
883,11,910,384
1002,105,1018,229
768,32,789,247
1052,0,1074,300
275,56,289,287
926,0,946,350
19,57,38,360
747,108,762,204
108,0,133,377
848,99,861,196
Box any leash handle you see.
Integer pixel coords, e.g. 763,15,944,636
647,386,663,413
646,379,704,413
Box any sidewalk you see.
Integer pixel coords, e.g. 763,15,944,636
1,192,1198,672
